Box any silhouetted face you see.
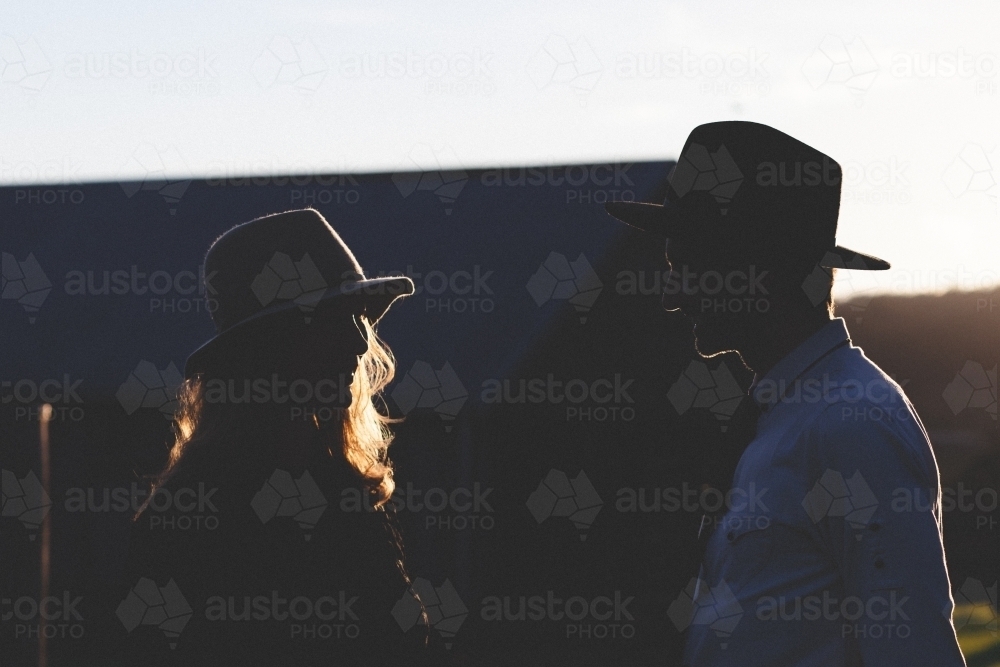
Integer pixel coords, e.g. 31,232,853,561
663,238,758,358
225,298,370,413
281,300,369,408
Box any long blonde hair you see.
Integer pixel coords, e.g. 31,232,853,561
340,316,397,503
140,315,398,514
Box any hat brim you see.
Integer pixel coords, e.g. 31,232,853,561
816,246,890,271
605,201,678,236
184,276,414,378
604,201,890,271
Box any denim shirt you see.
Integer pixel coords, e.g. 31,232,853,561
684,318,966,666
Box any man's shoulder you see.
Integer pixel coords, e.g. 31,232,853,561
820,345,910,407
798,345,922,432
793,351,937,487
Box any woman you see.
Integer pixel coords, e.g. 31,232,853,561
120,209,435,666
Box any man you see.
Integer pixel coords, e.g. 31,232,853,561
605,122,966,666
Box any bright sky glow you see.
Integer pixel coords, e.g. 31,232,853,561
3,1,998,299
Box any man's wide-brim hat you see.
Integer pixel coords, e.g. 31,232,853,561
605,121,890,271
185,208,414,378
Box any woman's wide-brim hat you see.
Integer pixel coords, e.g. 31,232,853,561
185,208,414,378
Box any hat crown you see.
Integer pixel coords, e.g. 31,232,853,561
665,121,842,259
204,209,365,333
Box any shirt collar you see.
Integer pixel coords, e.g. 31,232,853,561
751,317,852,410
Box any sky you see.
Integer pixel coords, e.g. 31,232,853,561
2,0,999,300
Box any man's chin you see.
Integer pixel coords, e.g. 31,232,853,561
692,320,738,358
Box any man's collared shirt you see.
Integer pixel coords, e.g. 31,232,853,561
684,318,966,666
